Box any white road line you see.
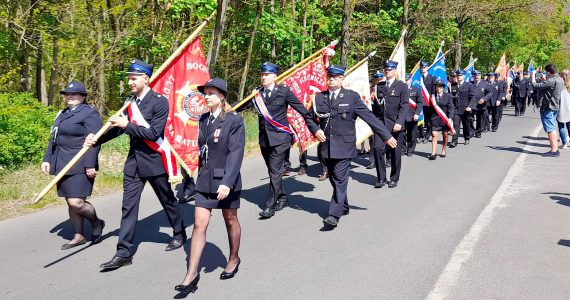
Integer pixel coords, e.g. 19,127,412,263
425,124,543,300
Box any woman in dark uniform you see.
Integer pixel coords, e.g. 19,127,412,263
41,81,105,249
429,80,455,160
175,78,245,295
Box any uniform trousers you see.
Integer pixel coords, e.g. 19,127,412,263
260,142,289,209
485,106,492,130
323,158,351,218
374,131,404,182
491,105,502,131
475,110,486,137
117,172,185,258
405,121,418,153
451,114,461,144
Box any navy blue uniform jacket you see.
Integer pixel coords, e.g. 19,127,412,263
472,80,493,110
195,111,245,194
254,84,320,147
372,79,409,147
97,89,170,177
43,103,102,175
406,85,423,122
314,88,392,159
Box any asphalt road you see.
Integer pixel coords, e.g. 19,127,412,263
2,106,569,299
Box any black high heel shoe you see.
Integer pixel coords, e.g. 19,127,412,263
175,273,200,294
440,151,447,158
429,154,437,160
220,259,241,280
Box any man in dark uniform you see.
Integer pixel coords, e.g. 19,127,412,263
178,169,196,203
372,60,409,189
451,69,476,145
449,71,460,148
495,72,507,125
511,71,521,113
471,70,492,138
365,71,386,169
313,65,396,227
419,61,436,143
253,62,325,219
84,59,186,270
404,73,422,156
518,71,533,116
484,72,495,132
487,72,505,132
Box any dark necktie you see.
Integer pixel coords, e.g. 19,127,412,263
263,89,271,102
136,97,142,106
330,92,336,105
207,114,215,133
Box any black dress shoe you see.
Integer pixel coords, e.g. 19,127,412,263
342,209,350,216
298,167,307,176
91,219,106,244
165,238,185,251
100,256,132,270
388,181,398,188
323,216,339,227
366,163,375,169
448,141,457,148
429,154,437,160
220,259,241,280
259,208,275,219
475,134,481,138
179,193,196,203
464,139,470,145
318,172,329,181
175,274,200,294
61,238,87,250
275,200,288,211
407,151,414,157
440,152,447,158
282,170,291,176
374,180,386,188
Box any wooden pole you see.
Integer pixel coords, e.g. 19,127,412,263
32,13,215,204
231,40,338,111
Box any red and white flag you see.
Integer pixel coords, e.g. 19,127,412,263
282,44,336,151
151,36,210,174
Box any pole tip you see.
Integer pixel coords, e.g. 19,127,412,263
331,40,339,46
369,51,377,57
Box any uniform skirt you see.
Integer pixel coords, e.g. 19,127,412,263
431,116,450,132
56,174,94,198
195,190,241,209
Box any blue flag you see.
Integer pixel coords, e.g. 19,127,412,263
528,61,535,72
464,54,475,83
429,48,448,90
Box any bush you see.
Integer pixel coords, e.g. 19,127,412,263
0,93,57,169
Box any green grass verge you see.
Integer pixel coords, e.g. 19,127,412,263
0,110,261,220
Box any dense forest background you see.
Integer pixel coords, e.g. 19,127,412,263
2,0,570,114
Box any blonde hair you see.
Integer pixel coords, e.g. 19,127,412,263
219,96,234,119
561,69,570,92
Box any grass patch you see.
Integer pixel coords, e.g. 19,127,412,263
0,135,129,221
0,111,262,221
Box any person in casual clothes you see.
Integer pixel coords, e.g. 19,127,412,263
532,64,564,157
557,69,570,149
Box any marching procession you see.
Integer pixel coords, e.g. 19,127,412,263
32,8,570,294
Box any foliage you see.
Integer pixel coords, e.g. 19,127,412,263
0,93,55,169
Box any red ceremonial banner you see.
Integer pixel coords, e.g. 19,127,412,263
283,56,328,151
150,36,210,173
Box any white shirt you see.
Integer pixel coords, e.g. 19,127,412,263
209,106,222,125
387,78,395,88
328,88,341,100
264,83,276,97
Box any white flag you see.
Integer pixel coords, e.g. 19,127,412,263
343,61,373,144
391,30,407,81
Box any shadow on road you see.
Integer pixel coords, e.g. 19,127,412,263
543,192,570,208
521,135,549,141
558,239,570,248
515,141,550,148
45,202,197,268
486,146,543,155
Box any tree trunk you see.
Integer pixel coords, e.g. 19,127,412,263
238,0,264,100
301,0,309,60
19,46,30,91
96,7,106,115
270,0,276,60
339,0,356,66
289,0,296,65
309,0,315,53
47,35,59,106
208,0,229,74
454,19,463,70
35,33,45,103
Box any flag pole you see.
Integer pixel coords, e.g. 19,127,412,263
389,28,408,60
428,48,452,69
32,13,216,204
231,40,339,111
